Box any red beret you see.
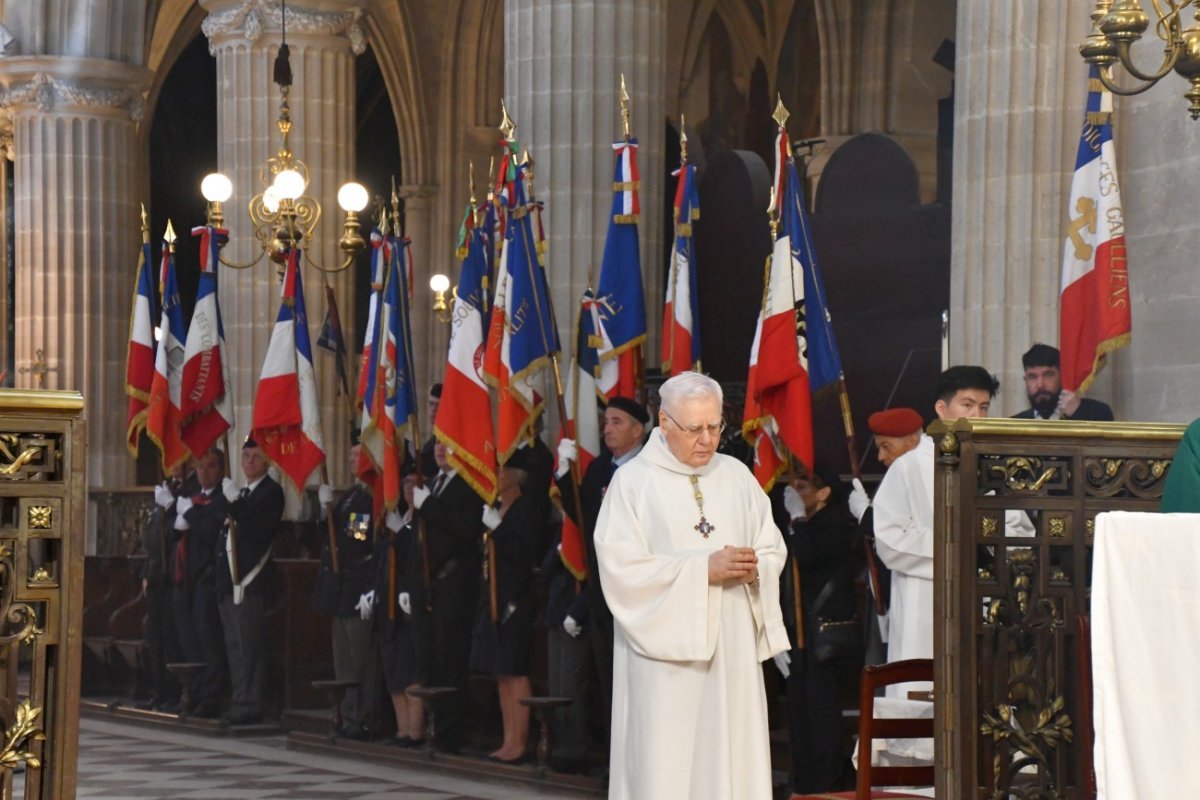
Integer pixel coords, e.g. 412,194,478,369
868,408,923,438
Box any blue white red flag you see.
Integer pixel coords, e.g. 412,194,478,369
1059,67,1131,392
662,160,701,376
557,289,604,578
361,233,419,510
595,139,646,398
484,161,558,465
125,238,159,455
180,225,234,457
251,249,326,490
436,205,497,503
146,229,191,472
356,225,388,416
316,282,350,396
754,128,816,471
742,275,787,491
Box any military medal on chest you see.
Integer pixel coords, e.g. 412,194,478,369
689,474,715,538
348,512,371,541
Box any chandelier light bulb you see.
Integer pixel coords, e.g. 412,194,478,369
429,273,451,293
200,173,233,203
337,182,369,213
273,168,306,200
262,186,281,214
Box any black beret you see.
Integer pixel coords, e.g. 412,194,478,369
605,396,650,426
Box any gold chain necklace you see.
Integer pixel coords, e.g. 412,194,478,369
689,474,715,538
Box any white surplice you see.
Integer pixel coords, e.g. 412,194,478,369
873,434,1032,700
594,428,790,800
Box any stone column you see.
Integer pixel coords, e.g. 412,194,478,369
201,0,367,486
0,57,151,486
950,4,1092,414
504,0,666,404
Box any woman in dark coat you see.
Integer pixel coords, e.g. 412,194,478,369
469,460,547,762
781,462,860,794
373,471,425,746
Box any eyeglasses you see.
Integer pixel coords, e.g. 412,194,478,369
662,409,726,440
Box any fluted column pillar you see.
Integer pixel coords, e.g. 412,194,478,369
951,4,1093,414
0,57,151,485
504,0,666,392
398,183,444,433
201,0,366,486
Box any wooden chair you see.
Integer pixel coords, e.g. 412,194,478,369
792,658,935,800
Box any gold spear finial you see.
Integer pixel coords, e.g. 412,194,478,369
377,202,389,236
772,93,790,130
164,219,177,252
140,203,150,245
499,99,516,142
468,160,477,207
679,114,688,164
620,73,632,141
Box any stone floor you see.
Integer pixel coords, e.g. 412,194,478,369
30,717,590,800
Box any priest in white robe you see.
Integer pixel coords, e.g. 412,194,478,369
595,371,790,800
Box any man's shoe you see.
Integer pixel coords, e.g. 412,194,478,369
224,710,263,726
339,724,370,741
190,701,219,719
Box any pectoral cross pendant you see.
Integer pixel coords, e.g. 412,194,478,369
695,517,714,538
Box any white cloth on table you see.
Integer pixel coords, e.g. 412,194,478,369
594,428,790,800
1093,511,1200,799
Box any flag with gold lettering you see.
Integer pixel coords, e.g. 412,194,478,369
595,139,646,398
180,225,234,457
1059,67,1131,392
146,230,191,473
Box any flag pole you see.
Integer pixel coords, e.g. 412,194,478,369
392,184,434,613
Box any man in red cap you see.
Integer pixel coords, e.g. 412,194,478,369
851,407,925,665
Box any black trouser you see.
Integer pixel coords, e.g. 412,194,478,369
219,587,268,717
547,626,591,761
788,645,852,793
144,577,181,704
589,614,614,743
331,615,383,732
171,579,225,707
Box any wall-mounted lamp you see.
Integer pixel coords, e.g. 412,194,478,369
430,273,453,323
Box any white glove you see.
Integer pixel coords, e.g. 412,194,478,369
783,485,806,521
555,438,578,479
412,485,431,510
385,510,403,532
154,483,176,509
563,615,583,638
848,478,870,522
221,477,239,503
173,496,193,530
356,590,375,620
482,505,502,531
398,592,412,615
773,651,791,679
318,484,334,506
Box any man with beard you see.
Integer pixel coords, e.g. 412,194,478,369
1013,343,1114,421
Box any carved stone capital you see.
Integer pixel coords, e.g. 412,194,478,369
397,184,437,203
0,57,151,121
201,0,367,55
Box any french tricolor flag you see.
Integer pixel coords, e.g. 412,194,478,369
435,203,497,503
251,249,325,490
595,139,646,399
180,225,234,456
125,239,159,455
662,160,700,377
146,230,191,472
741,306,786,492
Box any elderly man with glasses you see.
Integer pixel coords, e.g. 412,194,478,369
594,371,790,800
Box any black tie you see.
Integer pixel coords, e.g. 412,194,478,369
432,473,447,496
239,487,250,499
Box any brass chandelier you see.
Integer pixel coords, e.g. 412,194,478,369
1080,0,1200,118
199,0,368,271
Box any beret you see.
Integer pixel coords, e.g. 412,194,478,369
868,408,923,438
605,396,650,426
